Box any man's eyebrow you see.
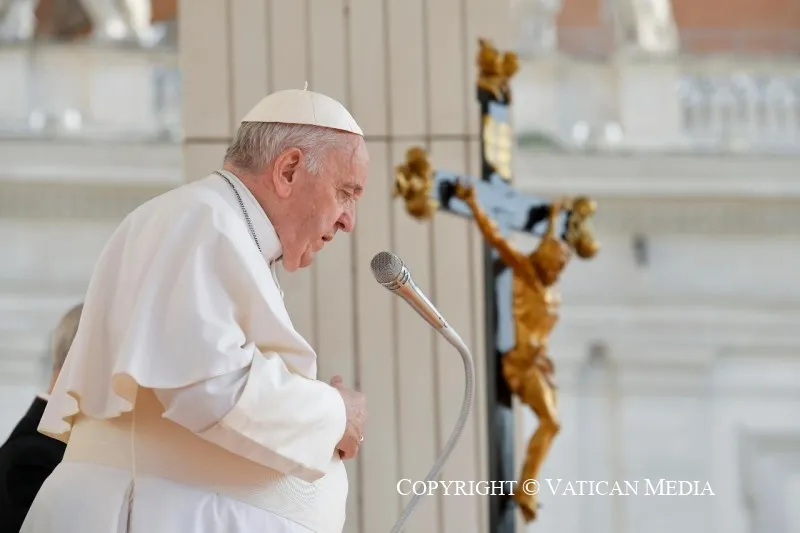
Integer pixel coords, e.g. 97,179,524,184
344,182,364,193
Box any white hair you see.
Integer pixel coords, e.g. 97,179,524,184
223,121,350,175
52,303,83,370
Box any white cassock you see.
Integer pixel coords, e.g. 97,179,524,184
21,169,349,533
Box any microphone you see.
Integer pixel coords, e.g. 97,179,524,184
370,250,448,330
370,251,476,533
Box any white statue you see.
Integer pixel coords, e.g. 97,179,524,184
0,0,161,45
616,0,679,55
77,0,157,44
512,0,563,55
0,0,37,41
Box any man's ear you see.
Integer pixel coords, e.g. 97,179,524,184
271,148,302,198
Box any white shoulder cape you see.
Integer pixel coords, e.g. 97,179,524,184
40,177,332,446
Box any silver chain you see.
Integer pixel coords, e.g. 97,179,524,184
214,171,262,254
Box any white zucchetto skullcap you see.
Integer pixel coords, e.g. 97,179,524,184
240,85,363,136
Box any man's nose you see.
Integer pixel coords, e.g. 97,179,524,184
337,210,355,233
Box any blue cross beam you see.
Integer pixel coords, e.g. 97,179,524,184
392,146,599,261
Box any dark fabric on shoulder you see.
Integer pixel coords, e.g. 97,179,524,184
0,397,66,533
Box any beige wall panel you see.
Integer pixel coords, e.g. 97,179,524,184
467,138,489,532
463,0,512,137
386,0,427,137
312,235,355,382
182,142,226,182
353,141,401,533
229,0,270,126
307,3,361,531
347,0,389,136
430,140,484,533
268,0,309,91
313,236,361,533
425,0,469,135
390,141,441,533
270,0,314,342
308,0,347,103
178,0,232,139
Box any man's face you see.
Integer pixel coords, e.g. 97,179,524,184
273,135,369,271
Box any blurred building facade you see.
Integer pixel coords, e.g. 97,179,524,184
510,2,800,533
0,1,798,533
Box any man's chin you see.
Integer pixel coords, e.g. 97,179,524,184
298,250,316,269
282,249,316,272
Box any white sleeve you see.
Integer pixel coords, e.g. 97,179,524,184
153,368,250,434
152,352,348,485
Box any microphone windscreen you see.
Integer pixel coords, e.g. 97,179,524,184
370,251,403,284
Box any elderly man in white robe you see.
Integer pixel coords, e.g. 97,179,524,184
21,89,369,533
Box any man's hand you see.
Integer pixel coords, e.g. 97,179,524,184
453,179,476,202
330,375,366,460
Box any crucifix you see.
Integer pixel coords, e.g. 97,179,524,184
393,38,599,531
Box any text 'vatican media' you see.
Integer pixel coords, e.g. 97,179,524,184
396,478,715,497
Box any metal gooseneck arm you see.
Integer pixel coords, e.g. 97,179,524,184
370,251,476,533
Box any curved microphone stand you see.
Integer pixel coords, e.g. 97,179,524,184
390,326,475,533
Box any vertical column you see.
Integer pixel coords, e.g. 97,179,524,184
427,3,488,533
386,1,439,531
228,0,270,131
347,1,398,532
430,142,484,533
178,0,232,180
468,136,489,520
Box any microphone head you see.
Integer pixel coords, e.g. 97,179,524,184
370,251,404,286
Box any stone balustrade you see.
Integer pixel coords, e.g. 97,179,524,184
511,29,800,155
0,40,181,142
